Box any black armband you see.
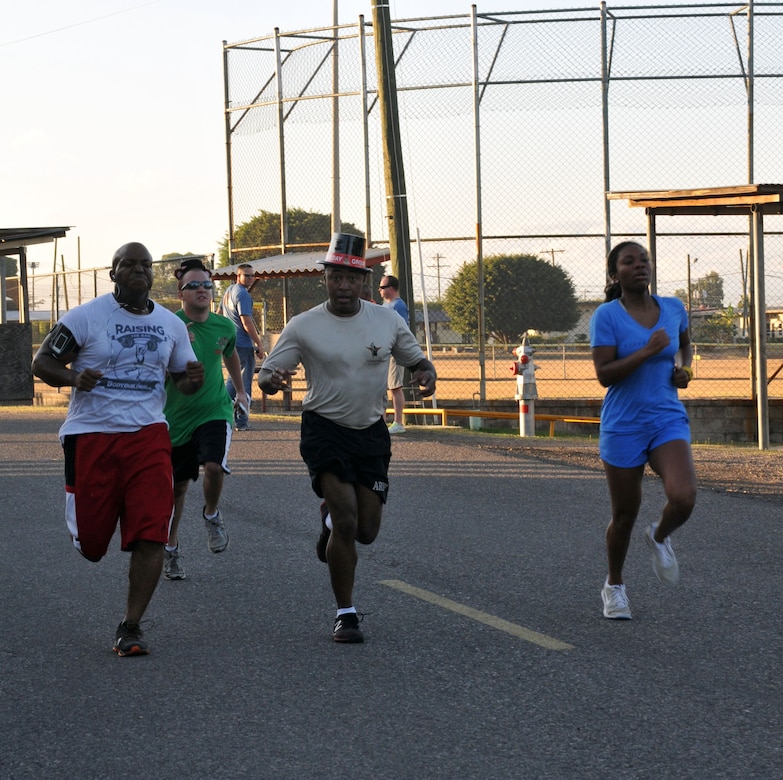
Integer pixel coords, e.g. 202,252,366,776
48,323,80,358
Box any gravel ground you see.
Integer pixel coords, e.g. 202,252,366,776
466,434,783,501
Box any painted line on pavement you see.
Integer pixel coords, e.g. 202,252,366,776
379,579,574,651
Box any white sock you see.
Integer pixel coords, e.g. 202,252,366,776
204,509,219,520
336,607,357,617
165,544,178,553
325,512,333,531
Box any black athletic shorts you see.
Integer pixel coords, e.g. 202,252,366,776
171,419,232,484
299,411,391,503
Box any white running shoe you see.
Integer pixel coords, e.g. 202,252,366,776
601,578,632,619
388,422,406,434
645,523,680,586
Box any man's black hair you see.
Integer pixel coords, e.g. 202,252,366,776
174,257,212,280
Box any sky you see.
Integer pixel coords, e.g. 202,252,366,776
1,0,663,273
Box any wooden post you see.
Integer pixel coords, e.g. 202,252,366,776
371,0,414,329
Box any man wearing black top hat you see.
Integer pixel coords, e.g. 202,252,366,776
258,233,436,643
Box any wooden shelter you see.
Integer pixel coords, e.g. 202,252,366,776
606,185,783,449
0,227,71,404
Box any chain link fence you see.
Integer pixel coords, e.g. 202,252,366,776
221,2,783,406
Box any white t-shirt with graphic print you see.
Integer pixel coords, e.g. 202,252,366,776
56,293,197,439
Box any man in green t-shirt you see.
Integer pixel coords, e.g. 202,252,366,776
163,259,248,580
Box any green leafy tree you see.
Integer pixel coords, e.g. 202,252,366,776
692,270,724,309
3,258,19,277
692,305,738,344
677,271,725,311
218,208,363,266
150,252,202,299
442,262,480,340
217,209,375,328
443,254,579,344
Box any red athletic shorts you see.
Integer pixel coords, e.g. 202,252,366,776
63,423,174,561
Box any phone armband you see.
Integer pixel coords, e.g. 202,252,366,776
48,323,80,358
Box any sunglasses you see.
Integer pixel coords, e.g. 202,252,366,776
379,284,392,289
180,280,214,291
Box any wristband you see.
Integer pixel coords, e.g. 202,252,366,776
681,365,693,381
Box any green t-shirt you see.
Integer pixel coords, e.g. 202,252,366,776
164,311,237,446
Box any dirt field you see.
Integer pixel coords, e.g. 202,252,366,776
267,351,783,402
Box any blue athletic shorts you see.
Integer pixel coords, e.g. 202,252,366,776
599,417,691,469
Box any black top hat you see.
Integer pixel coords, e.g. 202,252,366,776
320,233,367,270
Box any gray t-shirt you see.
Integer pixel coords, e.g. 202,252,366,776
262,300,425,429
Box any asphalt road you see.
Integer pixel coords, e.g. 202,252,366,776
1,411,780,779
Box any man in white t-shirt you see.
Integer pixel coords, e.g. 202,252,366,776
32,242,204,657
258,233,436,644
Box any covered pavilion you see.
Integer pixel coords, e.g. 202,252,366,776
606,184,783,449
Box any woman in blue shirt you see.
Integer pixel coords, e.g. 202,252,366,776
590,241,697,619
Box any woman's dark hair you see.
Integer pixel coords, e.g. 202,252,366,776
604,241,643,302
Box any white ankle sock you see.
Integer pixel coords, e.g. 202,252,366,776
336,607,356,617
325,513,333,531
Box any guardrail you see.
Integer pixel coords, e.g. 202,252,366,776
387,408,600,437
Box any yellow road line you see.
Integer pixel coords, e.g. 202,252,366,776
379,579,574,651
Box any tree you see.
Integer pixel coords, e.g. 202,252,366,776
3,257,19,277
217,208,379,329
692,305,738,344
441,261,479,340
675,271,725,311
218,208,363,266
150,252,202,299
443,254,579,344
693,270,724,309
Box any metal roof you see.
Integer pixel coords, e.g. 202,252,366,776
0,227,71,255
211,247,390,280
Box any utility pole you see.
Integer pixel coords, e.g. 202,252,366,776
429,253,445,300
331,0,340,233
371,0,413,326
541,248,564,266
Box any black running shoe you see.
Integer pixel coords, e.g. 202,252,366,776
316,501,330,563
113,620,150,657
333,612,364,643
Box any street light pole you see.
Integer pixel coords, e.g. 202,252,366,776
29,261,38,311
687,254,698,321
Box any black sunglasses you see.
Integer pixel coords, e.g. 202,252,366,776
180,280,214,291
379,284,392,289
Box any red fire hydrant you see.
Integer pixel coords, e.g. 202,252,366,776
509,336,538,437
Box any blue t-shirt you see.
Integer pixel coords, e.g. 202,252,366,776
384,296,409,326
221,283,255,348
589,295,689,432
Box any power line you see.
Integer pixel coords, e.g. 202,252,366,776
1,1,159,48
